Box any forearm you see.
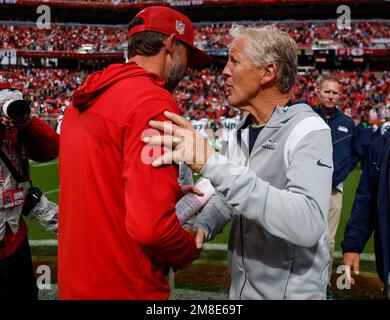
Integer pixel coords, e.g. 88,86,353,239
24,117,59,161
192,193,233,242
341,161,375,253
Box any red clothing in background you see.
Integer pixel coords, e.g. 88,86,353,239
59,62,199,300
0,117,59,260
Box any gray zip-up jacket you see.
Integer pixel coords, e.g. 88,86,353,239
193,103,333,300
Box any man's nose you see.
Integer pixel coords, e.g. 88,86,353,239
222,65,231,78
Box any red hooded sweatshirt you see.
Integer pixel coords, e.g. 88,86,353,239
58,62,199,300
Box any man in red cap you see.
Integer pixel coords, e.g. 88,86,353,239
59,6,211,299
0,76,59,300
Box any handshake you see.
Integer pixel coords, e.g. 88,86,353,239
176,178,215,226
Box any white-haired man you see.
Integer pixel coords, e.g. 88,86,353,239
144,24,333,299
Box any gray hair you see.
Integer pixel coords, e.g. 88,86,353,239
229,24,298,93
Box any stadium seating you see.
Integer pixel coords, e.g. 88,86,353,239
3,67,388,127
292,69,389,123
0,24,127,52
3,68,86,126
1,17,389,126
15,0,370,5
194,21,390,50
1,20,389,52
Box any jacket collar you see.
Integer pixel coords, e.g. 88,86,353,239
237,99,295,131
314,104,341,120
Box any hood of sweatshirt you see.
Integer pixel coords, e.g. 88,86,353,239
72,62,165,111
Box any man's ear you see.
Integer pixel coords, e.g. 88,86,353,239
164,34,177,57
260,63,278,87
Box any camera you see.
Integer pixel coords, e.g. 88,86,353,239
21,187,43,216
1,98,31,124
0,89,31,124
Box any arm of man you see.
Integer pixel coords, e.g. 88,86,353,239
200,128,333,248
191,192,234,242
341,136,381,254
23,117,60,161
123,100,199,270
349,123,363,171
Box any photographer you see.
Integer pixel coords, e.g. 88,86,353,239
0,76,59,301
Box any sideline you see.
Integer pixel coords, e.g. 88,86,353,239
28,241,376,262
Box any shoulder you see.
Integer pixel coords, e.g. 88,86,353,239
93,73,178,127
312,104,321,114
288,103,329,130
286,114,330,150
108,73,176,107
127,96,179,126
118,80,178,124
337,112,355,127
282,104,330,142
283,108,331,168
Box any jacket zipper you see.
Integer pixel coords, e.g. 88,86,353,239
237,113,273,299
236,107,280,299
332,134,353,145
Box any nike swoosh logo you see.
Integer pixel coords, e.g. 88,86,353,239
317,160,332,169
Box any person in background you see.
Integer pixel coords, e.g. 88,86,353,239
0,76,59,300
219,108,241,152
357,114,376,168
313,74,362,299
58,6,211,299
342,130,390,299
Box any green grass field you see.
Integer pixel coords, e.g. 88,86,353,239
29,161,382,300
27,160,59,240
28,161,372,253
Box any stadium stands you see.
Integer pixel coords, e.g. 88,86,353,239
15,0,378,5
1,0,388,302
195,21,390,50
0,24,127,52
1,20,389,52
3,66,388,128
2,68,86,126
292,69,390,123
0,5,388,130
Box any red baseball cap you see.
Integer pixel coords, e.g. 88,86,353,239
0,75,12,90
128,6,211,67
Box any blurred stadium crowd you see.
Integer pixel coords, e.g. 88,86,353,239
0,24,127,52
2,67,389,133
1,20,389,52
1,18,389,140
